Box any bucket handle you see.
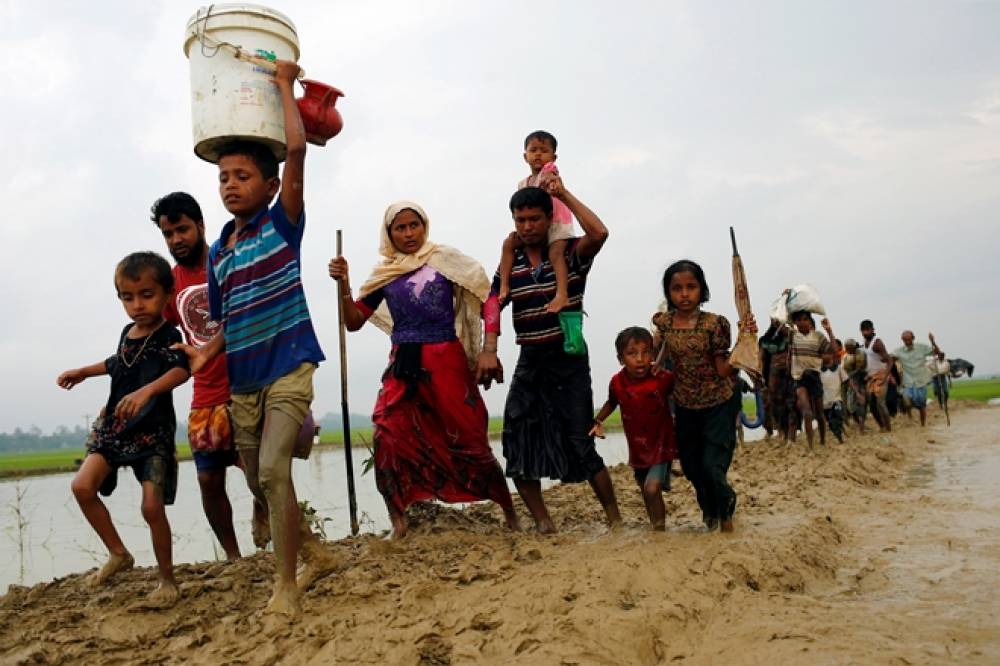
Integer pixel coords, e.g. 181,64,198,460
192,4,306,79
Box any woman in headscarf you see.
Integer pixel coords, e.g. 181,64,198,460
328,202,519,538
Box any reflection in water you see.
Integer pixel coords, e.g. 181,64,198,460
1,428,769,591
0,435,626,590
906,461,937,488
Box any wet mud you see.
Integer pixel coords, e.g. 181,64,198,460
2,403,998,665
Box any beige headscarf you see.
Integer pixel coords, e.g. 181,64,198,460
358,201,492,368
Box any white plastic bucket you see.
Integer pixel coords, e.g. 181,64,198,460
184,4,300,163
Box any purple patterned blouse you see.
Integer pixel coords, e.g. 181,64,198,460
358,265,457,345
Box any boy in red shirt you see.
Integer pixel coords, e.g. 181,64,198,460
591,327,676,530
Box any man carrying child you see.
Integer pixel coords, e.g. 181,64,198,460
498,130,574,313
492,177,622,533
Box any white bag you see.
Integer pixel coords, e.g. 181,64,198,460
769,284,826,322
768,295,789,324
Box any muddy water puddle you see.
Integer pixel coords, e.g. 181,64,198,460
906,460,936,487
828,411,1000,662
0,433,642,591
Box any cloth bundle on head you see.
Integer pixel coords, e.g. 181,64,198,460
769,284,826,323
358,201,492,368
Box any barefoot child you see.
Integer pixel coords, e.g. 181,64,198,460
590,327,676,530
57,252,189,607
176,60,334,615
652,260,754,533
498,130,574,313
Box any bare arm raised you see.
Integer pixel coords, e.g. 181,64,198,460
275,60,306,224
542,174,608,260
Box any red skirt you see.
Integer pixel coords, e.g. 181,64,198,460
373,340,513,515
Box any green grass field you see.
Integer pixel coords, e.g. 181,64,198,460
2,380,993,479
0,416,623,479
949,378,1000,402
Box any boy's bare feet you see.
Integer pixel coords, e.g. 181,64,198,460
545,292,570,314
89,551,134,587
720,518,735,533
297,537,342,593
128,580,180,611
265,581,301,616
148,581,180,608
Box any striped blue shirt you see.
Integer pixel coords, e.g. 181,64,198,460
490,237,592,345
207,201,324,393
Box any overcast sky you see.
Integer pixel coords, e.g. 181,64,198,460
1,1,998,433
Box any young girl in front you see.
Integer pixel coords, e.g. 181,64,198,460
57,252,189,607
590,327,676,530
652,260,754,533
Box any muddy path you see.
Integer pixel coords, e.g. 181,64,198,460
1,403,997,665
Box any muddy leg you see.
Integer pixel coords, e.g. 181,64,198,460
198,468,240,559
513,479,557,533
588,467,622,527
258,409,302,616
297,516,342,593
796,386,815,447
139,480,178,608
814,396,827,446
71,454,134,586
641,477,666,531
239,448,270,549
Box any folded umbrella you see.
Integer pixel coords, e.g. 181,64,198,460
729,227,763,385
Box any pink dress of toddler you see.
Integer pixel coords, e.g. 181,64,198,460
518,162,574,243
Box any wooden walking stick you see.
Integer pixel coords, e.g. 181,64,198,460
336,230,360,535
940,371,951,426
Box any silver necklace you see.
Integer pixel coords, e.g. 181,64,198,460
119,320,165,368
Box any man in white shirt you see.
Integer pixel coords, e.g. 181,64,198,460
892,331,942,427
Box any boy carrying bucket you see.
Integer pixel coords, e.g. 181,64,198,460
176,60,335,616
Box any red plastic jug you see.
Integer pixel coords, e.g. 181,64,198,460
296,79,344,146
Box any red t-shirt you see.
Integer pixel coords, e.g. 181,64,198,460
607,369,676,469
164,262,230,408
